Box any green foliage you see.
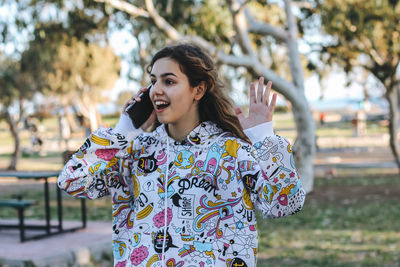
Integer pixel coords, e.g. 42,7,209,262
312,0,400,84
184,1,233,46
0,61,19,107
22,24,120,103
0,56,35,110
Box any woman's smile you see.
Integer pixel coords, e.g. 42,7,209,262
154,100,170,112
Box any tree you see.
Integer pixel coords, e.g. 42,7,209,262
94,0,316,192
0,57,35,170
0,0,120,168
23,23,121,131
305,0,400,170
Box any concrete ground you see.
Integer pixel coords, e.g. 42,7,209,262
0,220,112,267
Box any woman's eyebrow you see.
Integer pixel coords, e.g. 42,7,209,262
150,72,177,78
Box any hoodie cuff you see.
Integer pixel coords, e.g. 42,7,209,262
113,113,142,136
244,121,274,142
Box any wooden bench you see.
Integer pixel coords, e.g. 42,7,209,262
0,199,37,242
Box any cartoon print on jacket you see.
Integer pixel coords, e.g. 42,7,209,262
58,121,306,267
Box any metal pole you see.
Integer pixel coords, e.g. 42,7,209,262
44,177,50,234
57,186,63,232
17,207,25,242
81,199,87,228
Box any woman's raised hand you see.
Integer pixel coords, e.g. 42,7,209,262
235,77,277,130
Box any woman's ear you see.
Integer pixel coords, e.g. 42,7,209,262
194,81,207,101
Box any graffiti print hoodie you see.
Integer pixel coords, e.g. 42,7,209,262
58,114,306,267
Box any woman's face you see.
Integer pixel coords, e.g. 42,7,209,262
149,57,202,127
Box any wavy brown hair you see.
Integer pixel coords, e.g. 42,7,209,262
147,43,250,143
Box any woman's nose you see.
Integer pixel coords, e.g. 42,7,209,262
151,81,164,95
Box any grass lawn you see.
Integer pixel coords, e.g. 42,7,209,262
257,173,400,266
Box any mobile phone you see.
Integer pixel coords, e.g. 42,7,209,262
125,84,154,128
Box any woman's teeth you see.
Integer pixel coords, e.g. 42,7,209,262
155,101,170,109
155,101,168,105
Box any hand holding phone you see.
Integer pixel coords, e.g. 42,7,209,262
125,84,154,128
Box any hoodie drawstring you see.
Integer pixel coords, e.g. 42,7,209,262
161,137,169,265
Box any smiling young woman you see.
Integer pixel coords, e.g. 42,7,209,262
149,57,205,141
58,43,306,267
147,44,251,144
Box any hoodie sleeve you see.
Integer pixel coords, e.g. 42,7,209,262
57,114,142,199
238,121,306,218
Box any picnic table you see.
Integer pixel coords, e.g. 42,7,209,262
0,171,86,242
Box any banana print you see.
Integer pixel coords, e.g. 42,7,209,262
136,203,154,220
91,134,113,146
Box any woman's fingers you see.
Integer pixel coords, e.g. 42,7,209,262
250,77,275,111
141,110,156,130
249,82,256,104
131,86,148,103
263,80,272,106
123,86,147,113
257,77,264,103
270,92,277,112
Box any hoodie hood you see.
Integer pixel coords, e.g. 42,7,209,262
152,121,227,147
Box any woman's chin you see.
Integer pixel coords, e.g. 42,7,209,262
156,115,169,124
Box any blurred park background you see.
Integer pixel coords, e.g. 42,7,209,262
0,0,399,266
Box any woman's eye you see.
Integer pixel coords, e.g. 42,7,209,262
150,80,156,85
165,79,174,85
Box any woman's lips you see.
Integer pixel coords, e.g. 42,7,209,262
155,106,167,112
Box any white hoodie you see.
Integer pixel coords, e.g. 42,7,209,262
58,115,305,267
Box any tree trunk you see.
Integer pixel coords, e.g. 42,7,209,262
386,87,400,171
291,96,316,193
96,108,102,128
284,0,315,193
88,103,99,131
5,111,21,171
77,95,99,131
62,102,79,133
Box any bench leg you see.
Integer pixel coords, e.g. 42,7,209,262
44,178,51,234
17,207,26,242
81,198,87,228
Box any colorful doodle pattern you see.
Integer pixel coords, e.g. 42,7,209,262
58,121,306,266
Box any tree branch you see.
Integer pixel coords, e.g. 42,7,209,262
227,0,256,57
94,0,299,104
144,0,181,41
244,8,288,43
94,0,149,18
284,0,304,89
